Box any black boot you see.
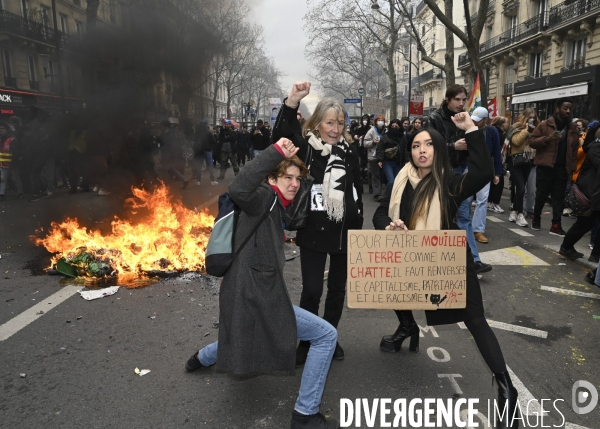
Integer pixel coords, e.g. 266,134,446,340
296,341,310,367
380,310,419,353
493,372,519,429
290,410,338,429
585,268,597,286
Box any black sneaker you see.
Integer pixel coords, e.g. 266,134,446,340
185,352,205,372
585,269,597,286
290,410,339,429
549,223,566,236
559,247,584,260
531,219,541,231
474,261,493,274
332,343,344,360
588,254,600,263
29,193,49,202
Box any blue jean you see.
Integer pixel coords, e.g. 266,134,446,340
197,305,337,415
468,182,490,233
192,151,215,182
382,161,401,196
454,166,480,262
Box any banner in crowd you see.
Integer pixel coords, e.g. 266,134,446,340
410,94,424,116
269,98,281,128
346,230,467,310
488,97,498,118
466,73,481,113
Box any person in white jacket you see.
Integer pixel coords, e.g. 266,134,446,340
363,114,386,200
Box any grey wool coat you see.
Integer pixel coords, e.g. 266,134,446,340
216,145,297,378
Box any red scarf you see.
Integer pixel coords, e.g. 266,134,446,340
270,184,293,208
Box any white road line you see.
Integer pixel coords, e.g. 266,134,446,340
565,423,592,429
486,216,505,223
457,321,467,329
196,194,220,211
487,319,548,339
0,286,80,341
479,246,550,266
509,228,534,237
506,365,546,416
541,286,600,300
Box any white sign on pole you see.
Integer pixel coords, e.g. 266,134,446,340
269,98,282,128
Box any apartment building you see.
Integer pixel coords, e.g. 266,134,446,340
458,0,600,121
412,0,468,117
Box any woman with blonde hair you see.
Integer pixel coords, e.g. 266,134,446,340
506,108,539,227
272,82,364,367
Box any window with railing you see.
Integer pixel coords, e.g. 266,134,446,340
59,14,68,33
0,0,4,11
41,6,51,28
429,96,433,106
27,55,38,88
2,48,13,84
19,0,29,17
529,52,543,78
75,21,83,37
404,64,409,74
565,38,586,69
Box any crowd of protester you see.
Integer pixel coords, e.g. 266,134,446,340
0,107,270,201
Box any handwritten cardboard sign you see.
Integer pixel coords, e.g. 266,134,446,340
347,230,467,310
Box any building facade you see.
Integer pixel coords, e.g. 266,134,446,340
458,0,600,122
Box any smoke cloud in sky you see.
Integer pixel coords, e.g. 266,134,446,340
247,0,320,113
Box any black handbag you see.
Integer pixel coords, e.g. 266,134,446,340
564,183,592,217
284,174,314,230
511,151,532,167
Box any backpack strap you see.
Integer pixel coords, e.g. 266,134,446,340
232,193,278,259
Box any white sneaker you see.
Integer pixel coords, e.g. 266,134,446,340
196,180,201,185
98,189,111,196
211,181,218,185
508,211,517,222
563,207,572,216
92,185,99,192
516,213,528,227
487,203,495,211
471,200,476,207
493,204,504,213
590,243,594,250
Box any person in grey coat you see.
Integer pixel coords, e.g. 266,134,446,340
185,139,339,429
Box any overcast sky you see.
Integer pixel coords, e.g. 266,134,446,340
248,0,319,113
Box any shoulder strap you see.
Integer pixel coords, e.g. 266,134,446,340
304,143,313,169
232,193,278,258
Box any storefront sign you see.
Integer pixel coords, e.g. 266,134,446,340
512,82,588,104
347,230,467,310
1,109,15,115
0,94,13,103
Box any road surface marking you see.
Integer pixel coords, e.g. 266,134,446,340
457,322,467,329
509,228,534,237
487,319,548,338
541,286,600,300
438,374,463,394
565,423,592,429
0,286,80,341
507,365,546,416
486,216,505,223
196,194,220,211
479,246,549,266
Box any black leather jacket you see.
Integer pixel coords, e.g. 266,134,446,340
426,102,466,168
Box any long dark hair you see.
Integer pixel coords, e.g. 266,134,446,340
406,128,455,229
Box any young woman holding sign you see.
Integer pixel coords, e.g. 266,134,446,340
372,113,519,429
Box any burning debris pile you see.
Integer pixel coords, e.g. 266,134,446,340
33,185,215,285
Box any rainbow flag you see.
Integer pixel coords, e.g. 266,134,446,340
466,73,482,113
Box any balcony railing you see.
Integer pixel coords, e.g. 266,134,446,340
503,83,513,94
416,1,426,15
458,53,470,68
548,0,600,29
420,68,443,83
488,0,496,14
0,10,73,47
29,80,40,90
470,12,478,23
502,0,519,14
4,76,16,87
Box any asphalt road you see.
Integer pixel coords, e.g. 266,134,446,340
1,169,599,429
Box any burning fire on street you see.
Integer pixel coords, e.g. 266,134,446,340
32,185,215,287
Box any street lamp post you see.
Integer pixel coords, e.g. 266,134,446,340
358,87,364,116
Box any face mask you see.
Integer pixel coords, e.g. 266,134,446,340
377,121,384,127
362,120,368,126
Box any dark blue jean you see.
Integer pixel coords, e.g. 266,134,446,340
382,161,401,196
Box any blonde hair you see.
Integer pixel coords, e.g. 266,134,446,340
515,108,540,127
302,98,351,142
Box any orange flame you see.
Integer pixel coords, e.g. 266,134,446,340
33,184,215,283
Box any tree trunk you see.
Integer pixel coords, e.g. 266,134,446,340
469,48,488,108
443,0,455,86
387,48,397,119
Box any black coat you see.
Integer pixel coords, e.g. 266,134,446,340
219,128,237,152
376,130,406,165
273,101,363,254
577,140,600,211
250,125,271,150
193,127,217,155
373,129,493,326
426,103,467,168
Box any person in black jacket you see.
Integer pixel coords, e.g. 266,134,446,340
560,123,600,261
426,84,492,274
217,120,239,179
353,114,372,188
373,115,518,429
250,119,271,155
273,81,363,365
376,118,406,196
192,123,218,185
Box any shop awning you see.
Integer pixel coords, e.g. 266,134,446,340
512,82,589,104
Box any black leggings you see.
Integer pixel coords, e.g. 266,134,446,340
395,312,507,373
509,162,532,214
